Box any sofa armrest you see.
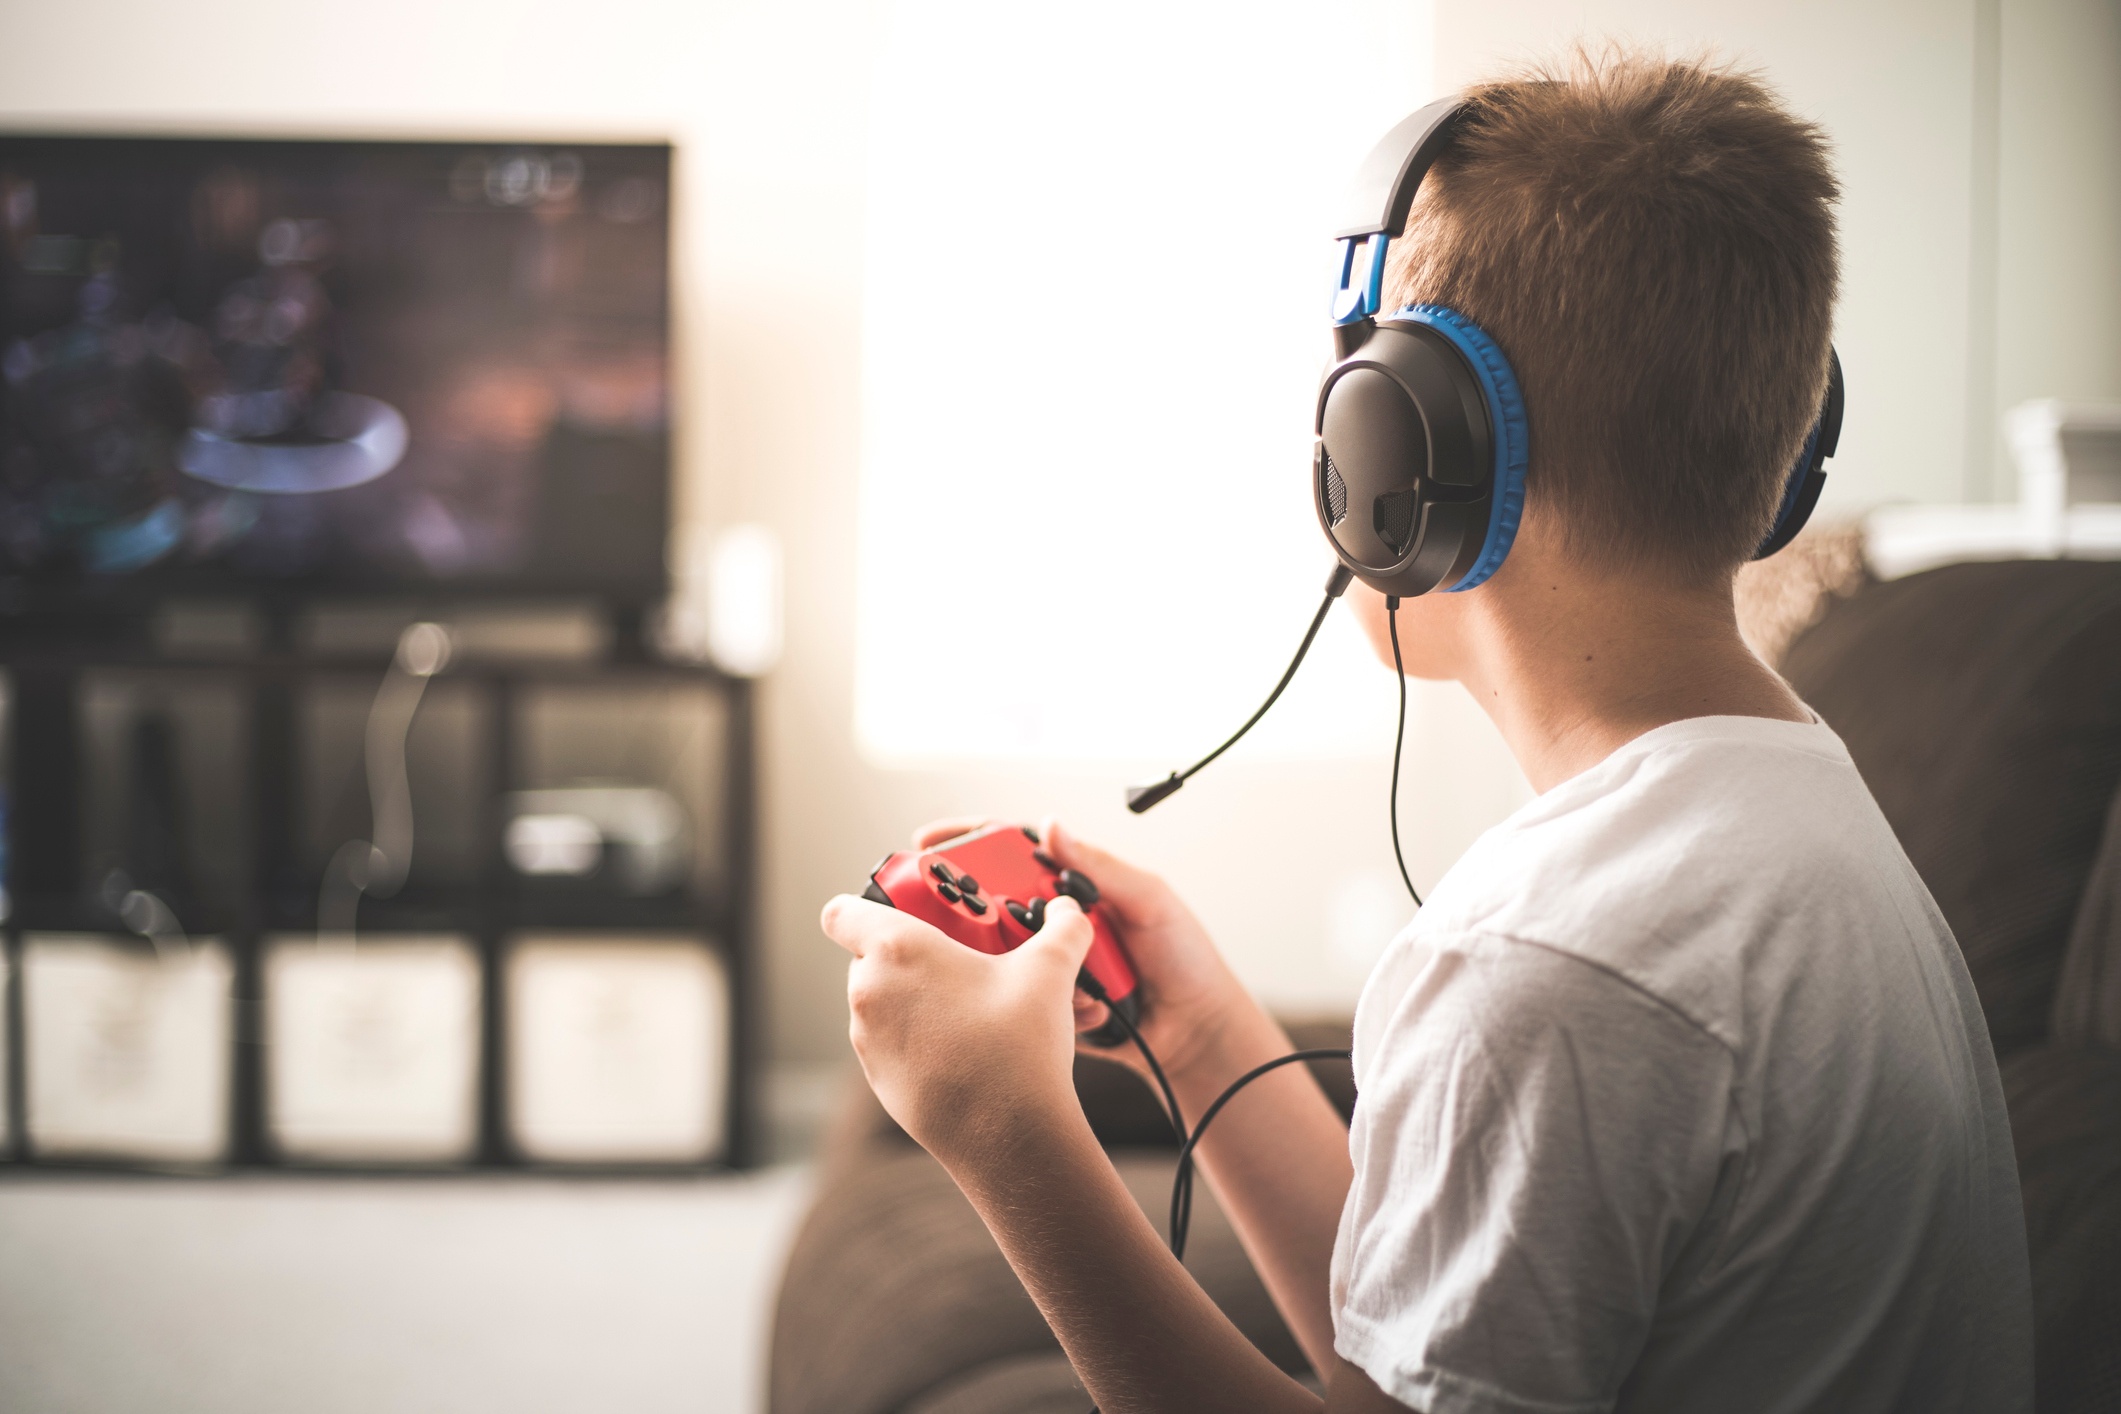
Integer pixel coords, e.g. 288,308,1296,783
2001,1045,2121,1414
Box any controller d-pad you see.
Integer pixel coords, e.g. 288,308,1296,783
962,895,987,915
937,881,962,904
956,874,979,895
1032,850,1060,872
929,861,956,886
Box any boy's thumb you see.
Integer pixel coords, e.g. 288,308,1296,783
1027,894,1096,969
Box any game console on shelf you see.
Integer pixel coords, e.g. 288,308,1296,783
862,824,1142,1046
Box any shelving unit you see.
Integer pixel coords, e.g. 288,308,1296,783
0,613,758,1172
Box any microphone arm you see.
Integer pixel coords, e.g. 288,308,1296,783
1126,564,1355,813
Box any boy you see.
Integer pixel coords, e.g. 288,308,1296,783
821,51,2033,1413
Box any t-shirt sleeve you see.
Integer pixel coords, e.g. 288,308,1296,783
1332,932,1739,1414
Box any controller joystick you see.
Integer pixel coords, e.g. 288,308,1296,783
860,823,1143,1046
1054,869,1099,908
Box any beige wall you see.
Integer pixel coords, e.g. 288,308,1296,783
4,0,2112,1071
1995,0,2121,466
1439,0,2121,505
1440,0,1999,506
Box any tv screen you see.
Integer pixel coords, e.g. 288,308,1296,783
0,136,672,607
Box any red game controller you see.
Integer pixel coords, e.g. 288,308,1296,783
862,823,1143,1047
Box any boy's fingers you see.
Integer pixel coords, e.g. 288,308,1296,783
821,894,936,960
1042,820,1163,902
912,817,991,849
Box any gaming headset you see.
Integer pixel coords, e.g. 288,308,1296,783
1126,95,1845,817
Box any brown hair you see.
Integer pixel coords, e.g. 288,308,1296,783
1382,48,1840,585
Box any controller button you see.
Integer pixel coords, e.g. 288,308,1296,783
1032,850,1060,872
1056,869,1100,907
929,861,956,885
963,895,988,915
1027,897,1047,931
956,874,979,895
1005,900,1034,929
938,881,962,904
1020,825,1041,843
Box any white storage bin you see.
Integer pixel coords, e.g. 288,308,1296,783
506,933,727,1163
22,933,232,1164
265,933,481,1164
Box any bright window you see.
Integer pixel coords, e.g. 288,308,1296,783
856,0,1435,763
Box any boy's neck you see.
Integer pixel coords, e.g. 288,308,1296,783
1461,552,1808,794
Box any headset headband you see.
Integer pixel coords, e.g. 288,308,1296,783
1336,97,1469,239
1330,99,1469,330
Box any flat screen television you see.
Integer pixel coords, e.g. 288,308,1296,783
0,136,672,612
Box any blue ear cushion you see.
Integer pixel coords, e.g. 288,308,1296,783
1393,303,1528,592
1758,422,1820,549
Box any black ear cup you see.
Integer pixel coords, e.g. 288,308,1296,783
1315,319,1495,597
1753,348,1844,559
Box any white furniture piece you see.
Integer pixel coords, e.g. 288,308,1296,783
1866,400,2121,579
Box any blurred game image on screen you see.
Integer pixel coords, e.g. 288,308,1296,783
0,138,671,599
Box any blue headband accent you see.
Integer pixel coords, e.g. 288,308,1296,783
1331,233,1391,326
1390,303,1528,592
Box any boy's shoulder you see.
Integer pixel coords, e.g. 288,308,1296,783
1406,712,1936,1052
1343,726,2031,1414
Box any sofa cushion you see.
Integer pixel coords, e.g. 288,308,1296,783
899,1352,1323,1414
2000,1045,2121,1414
900,1354,1086,1414
1782,560,2121,1054
770,1091,1309,1414
2054,784,2121,1050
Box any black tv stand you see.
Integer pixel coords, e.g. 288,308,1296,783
1,600,758,1173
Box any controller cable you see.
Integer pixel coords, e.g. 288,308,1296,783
1074,971,1353,1412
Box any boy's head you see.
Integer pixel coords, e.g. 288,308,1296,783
1382,49,1839,588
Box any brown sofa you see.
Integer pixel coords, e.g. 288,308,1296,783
771,558,2121,1414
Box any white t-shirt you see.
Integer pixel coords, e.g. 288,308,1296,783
1331,715,2032,1414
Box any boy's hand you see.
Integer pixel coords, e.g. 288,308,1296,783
907,817,1267,1087
820,890,1097,1167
